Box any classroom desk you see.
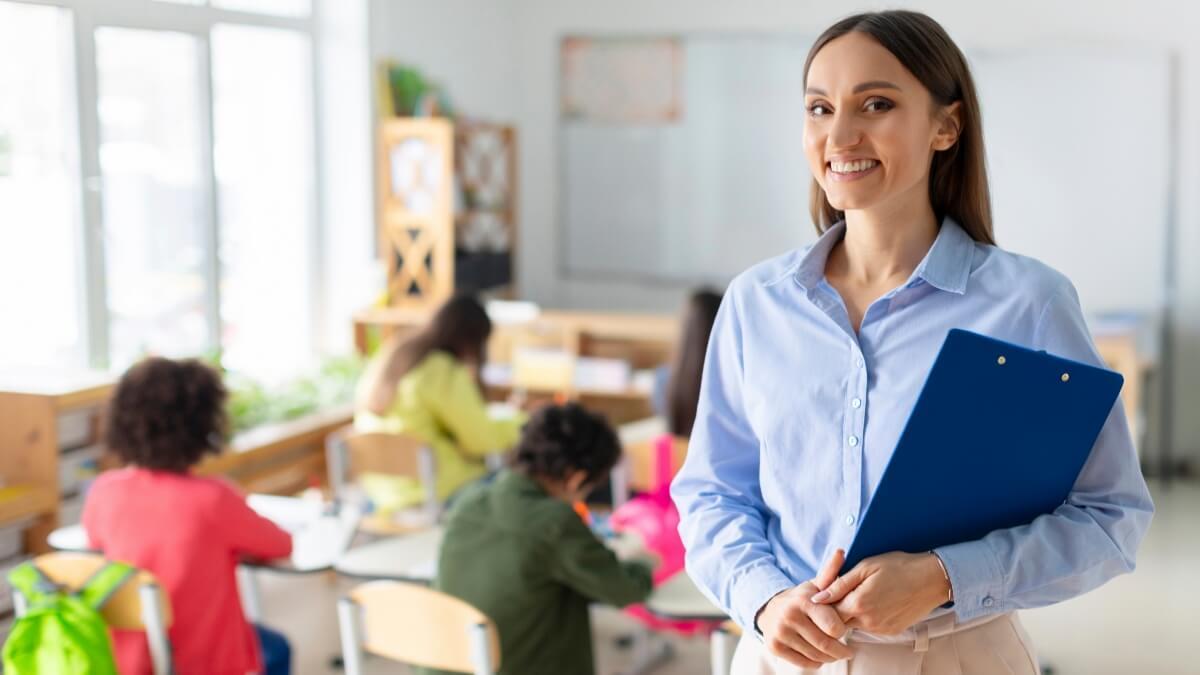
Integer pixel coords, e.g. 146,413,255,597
46,494,359,621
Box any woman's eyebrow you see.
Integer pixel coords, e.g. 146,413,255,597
805,80,902,96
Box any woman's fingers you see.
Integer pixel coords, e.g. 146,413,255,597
767,619,836,668
795,612,854,661
808,602,849,641
812,564,866,604
813,548,846,590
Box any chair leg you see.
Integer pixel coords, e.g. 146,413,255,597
139,583,174,675
238,566,263,622
468,622,494,675
710,625,734,675
610,458,630,508
337,597,366,675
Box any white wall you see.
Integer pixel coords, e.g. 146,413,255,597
369,0,1200,463
369,0,519,121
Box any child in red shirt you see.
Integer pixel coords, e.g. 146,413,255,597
83,357,293,675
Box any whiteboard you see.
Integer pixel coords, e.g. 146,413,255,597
560,38,1171,313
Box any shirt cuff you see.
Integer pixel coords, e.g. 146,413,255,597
729,561,795,635
934,539,1005,621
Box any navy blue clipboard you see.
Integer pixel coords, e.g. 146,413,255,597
841,328,1123,573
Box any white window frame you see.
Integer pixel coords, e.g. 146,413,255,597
7,0,327,370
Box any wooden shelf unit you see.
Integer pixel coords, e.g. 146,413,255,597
0,371,114,554
377,118,519,310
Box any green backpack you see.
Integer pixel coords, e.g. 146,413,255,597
2,560,135,675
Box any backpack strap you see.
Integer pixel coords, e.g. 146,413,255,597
76,561,137,611
6,562,61,606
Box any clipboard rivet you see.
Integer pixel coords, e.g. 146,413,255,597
997,356,1006,365
1061,373,1070,382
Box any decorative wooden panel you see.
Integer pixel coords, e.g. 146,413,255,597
378,119,455,308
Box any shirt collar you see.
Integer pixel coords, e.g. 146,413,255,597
783,217,975,295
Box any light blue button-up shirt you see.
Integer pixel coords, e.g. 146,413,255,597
671,218,1154,632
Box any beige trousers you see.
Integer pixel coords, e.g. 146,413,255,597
731,613,1039,675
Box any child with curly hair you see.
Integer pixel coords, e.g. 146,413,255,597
427,403,654,675
83,357,293,675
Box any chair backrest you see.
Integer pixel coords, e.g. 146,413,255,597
623,435,688,493
31,552,171,630
19,552,175,675
338,581,499,675
327,425,436,490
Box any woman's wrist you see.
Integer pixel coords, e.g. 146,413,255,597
929,551,953,605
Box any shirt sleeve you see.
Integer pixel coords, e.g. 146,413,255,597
670,290,795,632
548,510,653,607
217,482,294,561
934,280,1155,621
428,358,523,458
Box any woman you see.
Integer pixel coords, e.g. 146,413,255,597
655,288,723,438
670,11,1153,674
355,294,522,506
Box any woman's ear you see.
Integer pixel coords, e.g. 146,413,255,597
933,101,963,152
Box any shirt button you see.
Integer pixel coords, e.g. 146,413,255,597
982,596,995,608
848,436,859,447
856,358,865,368
845,514,856,526
851,397,862,409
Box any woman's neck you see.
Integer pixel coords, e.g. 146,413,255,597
833,199,940,287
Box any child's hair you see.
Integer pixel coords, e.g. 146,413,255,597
356,294,492,415
512,403,621,486
105,357,228,473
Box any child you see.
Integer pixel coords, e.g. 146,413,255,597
354,294,523,510
428,403,654,675
83,357,293,675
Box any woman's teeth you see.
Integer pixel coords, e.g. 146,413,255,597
830,160,879,173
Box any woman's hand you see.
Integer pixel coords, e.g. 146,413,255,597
810,551,951,636
755,549,854,669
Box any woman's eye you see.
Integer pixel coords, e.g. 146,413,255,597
807,103,832,117
865,98,894,113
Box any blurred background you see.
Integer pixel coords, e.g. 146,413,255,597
0,1,1196,673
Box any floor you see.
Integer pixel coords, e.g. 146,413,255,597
262,480,1198,675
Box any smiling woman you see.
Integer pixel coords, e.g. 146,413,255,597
670,9,1153,675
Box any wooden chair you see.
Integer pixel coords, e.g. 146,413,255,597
337,580,500,675
325,425,440,532
612,434,689,506
11,552,174,675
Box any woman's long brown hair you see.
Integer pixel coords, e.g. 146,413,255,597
667,289,723,438
356,295,492,415
804,10,995,245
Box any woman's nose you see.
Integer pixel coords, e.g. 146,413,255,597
828,111,863,149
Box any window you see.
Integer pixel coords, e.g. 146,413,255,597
212,24,315,378
0,0,370,378
95,27,211,366
0,3,83,368
212,0,310,18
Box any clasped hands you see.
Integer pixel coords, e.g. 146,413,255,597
754,549,952,669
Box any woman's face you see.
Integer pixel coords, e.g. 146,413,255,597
803,32,960,217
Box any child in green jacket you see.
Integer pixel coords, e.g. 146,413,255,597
429,403,654,675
